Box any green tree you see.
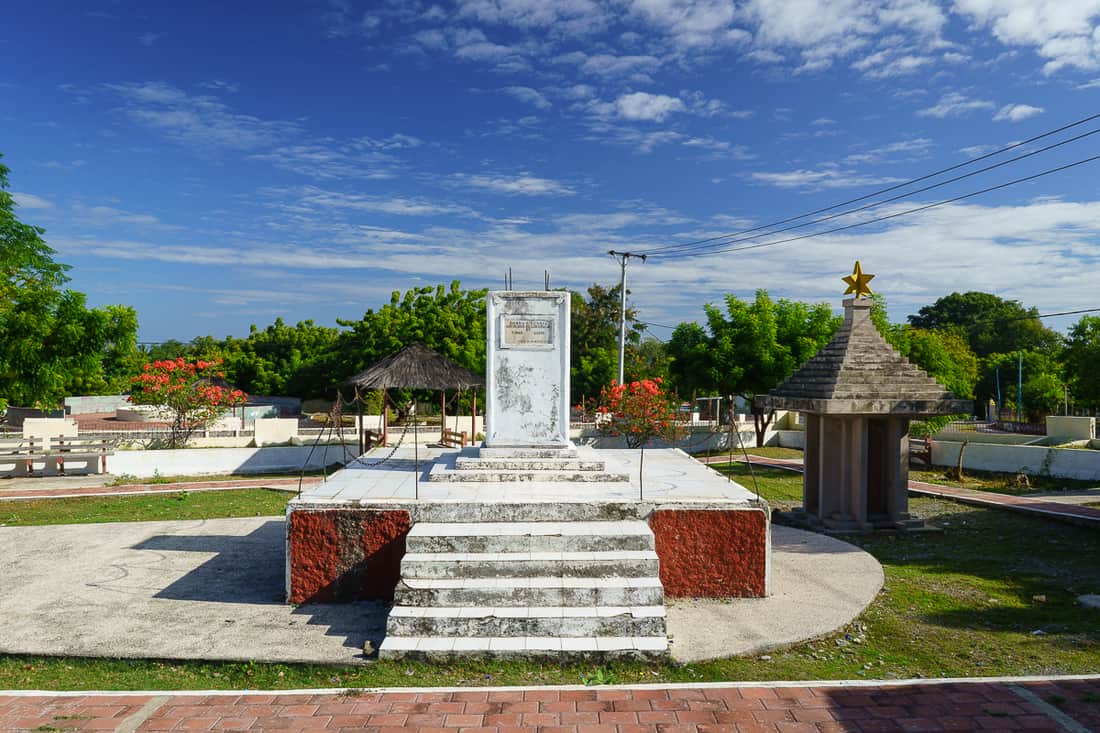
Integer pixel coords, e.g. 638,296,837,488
221,318,338,397
625,337,670,385
569,284,643,403
908,291,1062,358
666,321,713,399
980,351,1065,421
329,282,487,412
0,155,140,409
1064,315,1100,410
702,290,840,445
901,328,979,400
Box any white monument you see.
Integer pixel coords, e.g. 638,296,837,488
484,290,571,448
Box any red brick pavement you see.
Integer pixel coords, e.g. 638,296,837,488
2,678,1099,732
699,454,1100,529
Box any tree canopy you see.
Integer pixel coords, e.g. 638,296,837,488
569,284,643,402
668,290,840,444
0,156,140,409
1063,315,1100,411
908,291,1062,358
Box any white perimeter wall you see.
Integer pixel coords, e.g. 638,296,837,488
108,445,356,478
932,441,1100,481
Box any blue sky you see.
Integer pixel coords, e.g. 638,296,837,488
4,0,1100,343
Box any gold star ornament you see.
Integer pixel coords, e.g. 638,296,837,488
842,260,875,299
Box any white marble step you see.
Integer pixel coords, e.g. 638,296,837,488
415,502,642,523
395,576,664,607
387,605,666,637
477,447,579,459
405,521,654,553
378,635,668,659
454,457,607,471
428,467,630,483
400,550,660,579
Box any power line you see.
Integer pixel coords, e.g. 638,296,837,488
657,152,1100,260
646,126,1100,259
967,306,1100,325
637,111,1100,256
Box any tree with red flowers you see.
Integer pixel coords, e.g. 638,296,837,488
590,378,686,497
129,358,247,449
592,378,685,448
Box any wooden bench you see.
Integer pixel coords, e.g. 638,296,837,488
52,436,115,475
440,428,468,448
0,437,47,475
909,437,932,467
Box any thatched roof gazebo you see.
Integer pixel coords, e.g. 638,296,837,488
347,343,484,391
347,343,484,448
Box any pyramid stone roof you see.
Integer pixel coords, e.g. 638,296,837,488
755,298,972,416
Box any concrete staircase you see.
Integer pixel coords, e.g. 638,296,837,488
379,510,668,660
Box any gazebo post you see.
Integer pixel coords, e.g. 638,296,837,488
471,387,477,443
382,388,388,446
440,388,447,442
356,386,365,454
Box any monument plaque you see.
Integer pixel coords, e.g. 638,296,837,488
500,316,554,350
485,291,571,447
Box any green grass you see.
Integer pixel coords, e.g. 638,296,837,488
1,480,1099,689
910,467,1100,496
699,445,804,460
0,489,293,527
711,462,804,507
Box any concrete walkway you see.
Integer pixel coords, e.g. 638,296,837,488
3,676,1099,732
701,454,1100,528
0,518,881,666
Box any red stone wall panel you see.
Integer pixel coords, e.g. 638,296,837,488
650,508,768,598
287,509,411,604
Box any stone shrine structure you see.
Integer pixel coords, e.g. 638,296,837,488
286,289,771,660
757,266,971,532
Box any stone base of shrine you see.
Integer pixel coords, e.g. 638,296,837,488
285,447,771,604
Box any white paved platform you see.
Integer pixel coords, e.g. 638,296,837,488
300,446,757,505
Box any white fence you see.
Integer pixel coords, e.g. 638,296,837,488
931,440,1100,481
107,444,357,479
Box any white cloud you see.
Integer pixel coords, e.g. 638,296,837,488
72,203,175,229
953,0,1100,74
917,91,995,117
454,172,575,196
457,0,607,33
501,85,551,109
138,32,160,47
744,0,946,72
627,0,745,49
853,50,935,78
249,133,420,180
614,91,686,121
12,192,54,210
750,167,905,189
198,80,240,93
844,138,933,164
280,186,479,218
104,81,301,150
993,103,1044,122
681,136,754,159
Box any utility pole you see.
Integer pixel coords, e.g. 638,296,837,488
1017,351,1023,423
608,250,646,385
